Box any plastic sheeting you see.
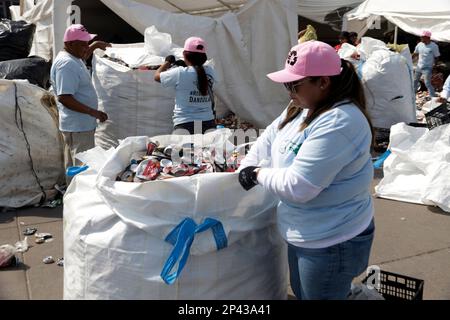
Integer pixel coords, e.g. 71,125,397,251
375,123,450,212
64,134,287,299
344,0,450,42
0,80,64,208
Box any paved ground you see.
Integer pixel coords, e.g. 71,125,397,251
1,170,449,300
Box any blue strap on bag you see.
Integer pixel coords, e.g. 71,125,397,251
373,150,391,169
160,217,228,285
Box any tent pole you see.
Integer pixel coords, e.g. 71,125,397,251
394,25,398,45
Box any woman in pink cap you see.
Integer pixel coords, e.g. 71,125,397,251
239,41,375,300
155,36,216,134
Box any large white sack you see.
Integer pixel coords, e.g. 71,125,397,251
375,123,450,212
0,80,64,208
92,47,175,150
64,133,288,300
361,49,416,129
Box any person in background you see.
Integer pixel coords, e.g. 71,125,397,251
413,30,440,98
50,24,110,182
437,74,450,103
154,37,216,134
334,31,350,52
238,41,375,300
349,32,359,46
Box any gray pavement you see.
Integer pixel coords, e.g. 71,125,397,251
1,172,449,300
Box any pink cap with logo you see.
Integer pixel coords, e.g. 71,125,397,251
64,24,97,42
267,41,342,83
421,30,432,38
184,37,207,53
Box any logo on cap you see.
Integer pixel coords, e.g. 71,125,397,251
287,50,297,66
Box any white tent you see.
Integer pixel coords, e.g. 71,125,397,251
343,0,450,42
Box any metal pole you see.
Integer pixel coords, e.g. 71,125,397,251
394,25,398,45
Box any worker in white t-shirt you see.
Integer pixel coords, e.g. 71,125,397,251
413,30,440,98
238,41,375,300
154,37,216,134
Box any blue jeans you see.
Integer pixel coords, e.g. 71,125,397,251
288,219,375,300
414,67,435,97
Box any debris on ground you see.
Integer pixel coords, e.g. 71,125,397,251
23,227,37,236
41,198,62,208
43,256,54,264
35,233,53,244
216,112,256,131
0,238,28,268
57,258,64,267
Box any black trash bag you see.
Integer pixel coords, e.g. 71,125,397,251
0,19,36,62
0,56,51,89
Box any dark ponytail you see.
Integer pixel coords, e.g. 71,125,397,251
184,51,208,96
279,59,374,146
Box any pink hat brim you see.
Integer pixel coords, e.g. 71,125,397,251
64,33,97,42
267,69,307,83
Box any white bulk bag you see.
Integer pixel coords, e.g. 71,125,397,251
0,80,64,208
64,132,288,300
361,49,416,129
375,123,450,212
92,47,175,150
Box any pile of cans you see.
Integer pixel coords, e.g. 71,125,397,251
116,140,244,182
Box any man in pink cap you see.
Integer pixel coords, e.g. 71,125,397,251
50,24,111,183
413,30,440,98
238,41,375,300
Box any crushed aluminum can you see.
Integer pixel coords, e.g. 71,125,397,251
120,170,134,182
57,258,64,267
162,166,172,174
35,233,52,240
171,165,188,177
129,163,138,173
23,227,37,236
146,141,159,156
43,256,54,264
160,159,173,168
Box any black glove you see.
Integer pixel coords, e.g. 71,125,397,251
165,55,176,64
238,166,260,191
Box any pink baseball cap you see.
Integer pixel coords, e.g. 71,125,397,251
184,37,207,53
64,24,97,42
421,30,432,38
267,41,342,83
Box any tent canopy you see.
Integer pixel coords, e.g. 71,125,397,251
344,0,450,42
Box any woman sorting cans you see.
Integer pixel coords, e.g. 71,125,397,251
155,36,216,134
238,41,375,300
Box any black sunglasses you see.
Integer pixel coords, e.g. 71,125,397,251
284,78,310,93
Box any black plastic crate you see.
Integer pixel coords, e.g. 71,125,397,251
424,102,450,130
362,270,424,300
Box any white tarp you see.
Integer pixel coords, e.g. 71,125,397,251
64,133,288,299
375,123,450,212
343,0,450,42
0,80,64,208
